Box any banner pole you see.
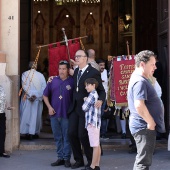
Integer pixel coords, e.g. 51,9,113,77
126,41,130,59
62,28,71,66
37,36,87,48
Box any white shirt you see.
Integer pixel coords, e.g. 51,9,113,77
154,80,162,98
0,85,6,113
79,64,89,75
101,69,108,99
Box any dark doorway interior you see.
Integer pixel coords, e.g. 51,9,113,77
20,0,31,74
135,0,169,138
157,0,169,138
135,0,157,53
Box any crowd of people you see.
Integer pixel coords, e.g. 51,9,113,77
0,49,166,170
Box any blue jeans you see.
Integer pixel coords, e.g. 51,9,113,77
50,117,71,160
133,129,156,170
100,101,107,136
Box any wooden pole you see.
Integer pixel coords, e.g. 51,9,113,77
37,36,88,48
126,41,130,56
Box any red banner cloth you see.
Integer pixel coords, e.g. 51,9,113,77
113,58,135,105
48,39,80,76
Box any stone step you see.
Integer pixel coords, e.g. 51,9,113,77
19,138,129,150
19,138,167,151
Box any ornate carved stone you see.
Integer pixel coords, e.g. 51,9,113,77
54,8,75,42
104,10,110,43
84,13,95,44
35,13,46,44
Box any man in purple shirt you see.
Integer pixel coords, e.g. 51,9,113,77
43,60,74,168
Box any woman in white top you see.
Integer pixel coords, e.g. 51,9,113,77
0,85,12,158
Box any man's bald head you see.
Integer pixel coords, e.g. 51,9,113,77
87,49,96,59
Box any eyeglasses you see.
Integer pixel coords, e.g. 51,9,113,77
59,60,69,64
74,55,86,59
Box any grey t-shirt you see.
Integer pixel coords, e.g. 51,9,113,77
128,71,165,135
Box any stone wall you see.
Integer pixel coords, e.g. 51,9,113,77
0,53,17,153
0,0,20,152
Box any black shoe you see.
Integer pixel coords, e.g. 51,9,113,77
51,159,65,166
121,133,126,139
81,167,95,170
65,160,71,168
81,162,92,170
129,144,136,148
85,162,91,168
71,160,84,169
128,147,137,154
95,166,100,170
81,162,91,170
100,135,109,140
33,134,39,139
0,153,10,158
129,144,133,148
156,136,161,140
26,134,33,140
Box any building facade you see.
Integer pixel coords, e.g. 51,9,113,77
0,0,170,152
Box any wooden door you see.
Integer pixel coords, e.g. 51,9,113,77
135,0,169,136
157,0,169,137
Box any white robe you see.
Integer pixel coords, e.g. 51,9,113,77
20,69,46,135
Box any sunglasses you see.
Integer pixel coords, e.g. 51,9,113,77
59,60,69,64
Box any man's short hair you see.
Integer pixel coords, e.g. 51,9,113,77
76,49,88,58
85,78,98,89
96,59,105,64
135,50,156,67
29,61,37,69
59,60,70,69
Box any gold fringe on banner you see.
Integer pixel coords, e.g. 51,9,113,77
113,108,130,119
125,110,130,117
117,109,120,117
115,103,128,107
80,38,85,50
122,114,125,120
114,109,117,116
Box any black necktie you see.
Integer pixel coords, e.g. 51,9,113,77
77,70,82,81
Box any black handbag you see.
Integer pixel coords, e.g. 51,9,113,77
102,106,115,119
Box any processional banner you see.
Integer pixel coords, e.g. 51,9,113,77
48,39,80,76
112,56,135,105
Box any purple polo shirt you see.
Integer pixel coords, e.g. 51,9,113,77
43,76,74,118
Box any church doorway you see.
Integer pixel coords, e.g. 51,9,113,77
20,0,169,145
